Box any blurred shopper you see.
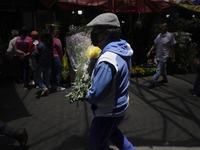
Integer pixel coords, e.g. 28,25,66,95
32,30,53,95
27,31,41,89
147,22,176,89
7,30,19,58
15,27,32,90
51,29,65,91
7,29,22,84
0,121,28,147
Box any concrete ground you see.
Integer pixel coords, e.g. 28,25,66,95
0,74,200,150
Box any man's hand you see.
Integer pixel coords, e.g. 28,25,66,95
147,44,156,58
23,52,29,58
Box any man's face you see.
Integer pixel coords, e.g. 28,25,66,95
91,26,105,46
93,26,101,34
161,23,168,34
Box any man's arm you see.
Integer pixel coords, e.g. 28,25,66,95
15,49,25,55
87,62,116,104
7,40,13,53
147,44,156,58
7,40,14,57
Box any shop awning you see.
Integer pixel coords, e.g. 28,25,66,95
41,0,179,13
169,0,200,12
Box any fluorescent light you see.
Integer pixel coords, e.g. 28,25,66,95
78,10,82,15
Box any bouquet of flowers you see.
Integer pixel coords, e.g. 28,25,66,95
65,25,101,106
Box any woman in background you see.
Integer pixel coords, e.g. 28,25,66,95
28,31,40,89
51,29,65,91
33,30,53,95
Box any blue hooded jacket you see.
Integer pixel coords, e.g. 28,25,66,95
87,39,133,117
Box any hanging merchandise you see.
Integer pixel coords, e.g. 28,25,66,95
135,12,142,29
46,12,61,32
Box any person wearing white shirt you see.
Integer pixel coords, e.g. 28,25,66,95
7,30,21,84
147,23,176,89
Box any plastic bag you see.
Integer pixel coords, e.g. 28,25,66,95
62,52,69,70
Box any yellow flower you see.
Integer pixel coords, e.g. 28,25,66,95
85,45,101,59
135,68,139,71
131,66,145,75
131,68,135,74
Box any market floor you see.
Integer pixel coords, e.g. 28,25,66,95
0,73,200,150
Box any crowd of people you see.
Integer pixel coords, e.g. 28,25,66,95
7,27,66,94
1,27,68,148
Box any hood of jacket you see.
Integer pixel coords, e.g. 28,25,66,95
98,39,133,60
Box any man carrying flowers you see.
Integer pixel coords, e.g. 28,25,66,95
86,13,136,150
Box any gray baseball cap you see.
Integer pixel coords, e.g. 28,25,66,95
86,12,120,27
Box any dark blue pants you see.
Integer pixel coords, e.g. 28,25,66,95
0,122,14,137
152,59,168,84
34,66,50,90
88,115,136,150
51,57,62,87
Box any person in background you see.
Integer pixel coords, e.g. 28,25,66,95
7,30,19,58
0,121,28,147
147,22,176,89
27,31,41,89
51,29,65,91
28,31,41,56
15,27,32,91
33,30,53,95
7,29,22,84
86,13,136,150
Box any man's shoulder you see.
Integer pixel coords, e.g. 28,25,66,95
13,36,19,40
166,31,174,36
26,36,32,40
15,36,20,41
10,37,18,43
157,33,162,36
155,33,161,38
98,52,118,66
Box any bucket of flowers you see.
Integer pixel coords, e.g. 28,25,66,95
131,66,145,77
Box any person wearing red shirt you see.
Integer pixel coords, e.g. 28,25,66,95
51,29,65,91
15,27,32,91
29,31,41,54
